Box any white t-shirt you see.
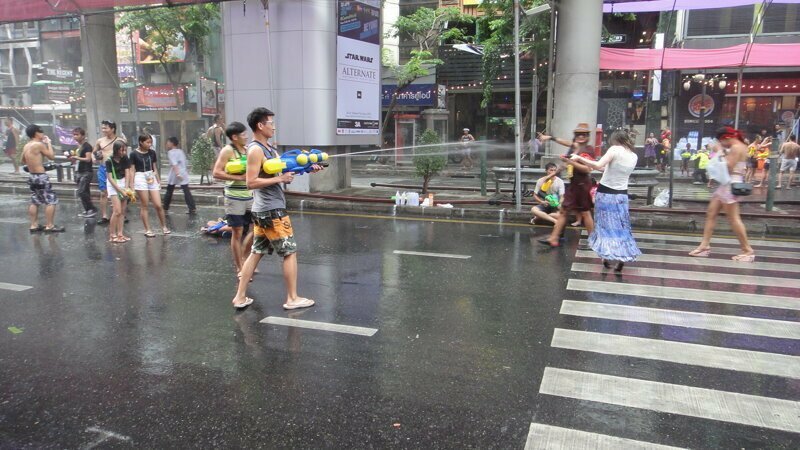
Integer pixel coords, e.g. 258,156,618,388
534,176,565,198
597,145,638,191
167,148,190,186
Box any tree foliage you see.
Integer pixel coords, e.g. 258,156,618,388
413,129,447,195
476,0,551,110
382,7,474,133
190,134,215,182
116,4,219,110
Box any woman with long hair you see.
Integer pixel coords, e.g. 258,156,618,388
538,123,596,247
131,134,170,237
105,140,132,243
745,135,762,183
569,129,640,272
689,127,754,262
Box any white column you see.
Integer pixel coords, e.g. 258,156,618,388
549,0,602,148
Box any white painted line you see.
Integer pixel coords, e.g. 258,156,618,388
580,230,800,249
393,250,471,259
0,282,32,292
570,262,800,289
260,317,378,336
560,300,800,339
539,367,800,433
551,328,800,379
524,422,685,450
574,250,800,273
579,239,800,260
567,279,800,311
0,218,29,224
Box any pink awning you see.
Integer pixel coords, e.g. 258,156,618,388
603,0,800,13
0,0,214,24
600,43,800,70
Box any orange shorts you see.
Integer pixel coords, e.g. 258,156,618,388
252,212,297,256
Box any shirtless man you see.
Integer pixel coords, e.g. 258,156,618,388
778,134,800,189
93,120,125,224
21,125,64,232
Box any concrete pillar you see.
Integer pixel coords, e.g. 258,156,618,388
80,13,121,142
549,0,602,153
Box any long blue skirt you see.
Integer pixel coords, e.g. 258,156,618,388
589,192,641,262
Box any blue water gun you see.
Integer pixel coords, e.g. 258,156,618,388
262,149,329,175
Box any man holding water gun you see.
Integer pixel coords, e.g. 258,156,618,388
213,121,255,279
230,108,323,310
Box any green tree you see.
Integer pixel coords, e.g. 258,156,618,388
116,4,219,111
476,0,550,139
413,129,447,195
190,134,215,184
383,7,473,133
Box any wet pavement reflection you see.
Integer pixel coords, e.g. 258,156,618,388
0,196,797,448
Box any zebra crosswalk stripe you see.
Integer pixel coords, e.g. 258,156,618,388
523,422,686,450
574,250,800,273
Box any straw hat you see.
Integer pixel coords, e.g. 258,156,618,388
573,123,591,133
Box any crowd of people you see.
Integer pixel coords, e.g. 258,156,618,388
529,122,762,270
16,107,323,311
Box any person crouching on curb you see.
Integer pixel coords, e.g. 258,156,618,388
530,163,565,225
230,107,323,310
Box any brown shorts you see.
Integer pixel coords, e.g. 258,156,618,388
251,210,297,257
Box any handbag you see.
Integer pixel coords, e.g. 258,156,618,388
731,182,753,196
706,154,731,184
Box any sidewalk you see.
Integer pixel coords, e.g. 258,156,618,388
1,160,798,236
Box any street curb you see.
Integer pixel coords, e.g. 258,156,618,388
1,183,798,238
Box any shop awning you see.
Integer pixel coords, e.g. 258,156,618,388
600,43,800,70
0,0,221,24
603,0,800,13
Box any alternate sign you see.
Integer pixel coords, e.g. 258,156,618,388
336,0,380,135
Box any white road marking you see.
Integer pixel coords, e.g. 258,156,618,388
570,262,800,289
83,426,132,449
579,239,800,260
393,250,471,259
574,250,800,273
567,279,800,311
539,367,800,433
0,218,29,224
0,282,32,292
524,422,685,450
580,230,800,249
560,300,800,339
551,328,800,379
260,317,378,336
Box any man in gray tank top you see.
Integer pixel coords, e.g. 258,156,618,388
230,107,324,310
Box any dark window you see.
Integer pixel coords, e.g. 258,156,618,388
762,4,800,33
686,5,754,36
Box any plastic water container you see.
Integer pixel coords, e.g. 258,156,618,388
407,192,420,206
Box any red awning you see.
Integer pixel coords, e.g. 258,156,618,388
600,43,800,70
0,0,215,24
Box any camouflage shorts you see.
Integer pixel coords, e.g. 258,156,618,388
251,211,297,257
28,173,58,206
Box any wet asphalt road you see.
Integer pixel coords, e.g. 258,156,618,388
0,195,798,449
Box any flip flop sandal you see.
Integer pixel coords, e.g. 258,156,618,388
283,299,315,310
144,231,156,238
163,229,172,235
732,254,755,262
233,297,254,309
688,248,711,257
29,225,45,233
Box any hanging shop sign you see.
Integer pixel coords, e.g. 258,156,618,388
46,84,72,103
381,84,435,107
200,78,218,116
136,85,184,111
336,0,381,135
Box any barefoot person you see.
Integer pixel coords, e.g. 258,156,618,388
213,121,254,277
689,127,755,262
93,120,125,224
21,125,64,233
4,118,20,173
538,123,596,247
231,107,322,309
530,163,564,225
105,141,132,243
570,129,640,272
131,134,170,237
777,134,799,189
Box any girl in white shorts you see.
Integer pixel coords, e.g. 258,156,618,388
105,141,132,243
131,134,170,237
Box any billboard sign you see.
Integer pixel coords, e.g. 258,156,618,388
336,0,381,135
